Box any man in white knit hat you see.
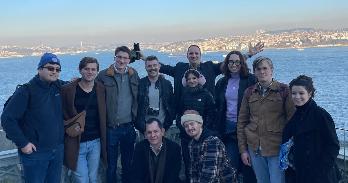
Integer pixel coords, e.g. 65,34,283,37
181,110,236,183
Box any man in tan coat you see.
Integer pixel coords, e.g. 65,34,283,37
237,56,295,183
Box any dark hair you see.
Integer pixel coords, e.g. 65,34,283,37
187,45,201,55
145,118,163,132
79,57,99,71
145,55,159,62
114,46,131,58
289,75,316,98
184,69,200,80
222,50,249,77
252,56,273,72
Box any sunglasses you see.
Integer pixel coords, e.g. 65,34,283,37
43,66,61,72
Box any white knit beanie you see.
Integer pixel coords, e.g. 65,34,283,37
180,114,203,126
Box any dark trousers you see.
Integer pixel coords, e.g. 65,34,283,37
19,143,64,183
180,135,191,183
106,124,136,183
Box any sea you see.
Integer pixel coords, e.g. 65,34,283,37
0,46,347,140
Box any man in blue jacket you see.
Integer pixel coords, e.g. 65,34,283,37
1,53,65,183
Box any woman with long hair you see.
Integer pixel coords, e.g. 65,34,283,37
215,50,257,183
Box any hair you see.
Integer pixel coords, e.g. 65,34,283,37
145,55,159,62
187,45,201,55
183,109,200,115
184,69,200,80
252,56,274,72
145,118,163,132
114,46,131,58
79,57,99,71
222,50,249,77
289,75,316,98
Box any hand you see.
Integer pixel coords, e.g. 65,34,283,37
248,41,264,56
21,142,37,154
241,152,252,166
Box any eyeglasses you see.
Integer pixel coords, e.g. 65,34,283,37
43,66,61,72
228,60,241,66
115,55,130,60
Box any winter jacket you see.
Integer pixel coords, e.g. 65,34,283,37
131,138,182,183
97,65,139,126
61,80,107,171
160,61,221,108
136,75,175,132
1,75,64,150
215,73,256,138
237,80,295,156
282,99,340,183
176,86,217,136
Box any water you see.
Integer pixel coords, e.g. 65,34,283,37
0,47,347,139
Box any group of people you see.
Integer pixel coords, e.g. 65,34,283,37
1,42,340,183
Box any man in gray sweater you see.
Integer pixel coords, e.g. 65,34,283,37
97,46,139,183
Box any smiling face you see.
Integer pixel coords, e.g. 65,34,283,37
187,45,201,65
291,85,312,106
186,73,199,88
145,59,160,79
145,121,164,147
183,120,203,140
80,63,98,82
38,63,61,83
227,54,241,73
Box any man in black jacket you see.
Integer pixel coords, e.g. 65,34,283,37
131,118,182,183
136,55,175,133
159,42,264,105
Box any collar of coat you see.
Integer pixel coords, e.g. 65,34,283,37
252,79,281,93
106,64,136,77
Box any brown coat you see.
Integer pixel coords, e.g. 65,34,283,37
237,80,295,156
61,79,107,170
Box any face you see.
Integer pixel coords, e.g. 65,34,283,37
38,63,61,83
145,122,164,147
145,59,160,79
183,120,202,140
80,63,98,82
227,54,241,73
186,73,199,88
254,60,273,84
291,85,312,106
114,51,130,71
187,46,201,65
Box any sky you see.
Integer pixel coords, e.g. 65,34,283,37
1,0,347,46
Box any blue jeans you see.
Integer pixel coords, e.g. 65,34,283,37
19,143,64,183
72,138,101,183
224,120,240,171
107,124,136,183
248,149,284,183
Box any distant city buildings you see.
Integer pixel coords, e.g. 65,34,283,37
1,28,347,58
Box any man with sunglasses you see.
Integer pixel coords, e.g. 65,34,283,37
97,46,140,183
1,53,66,183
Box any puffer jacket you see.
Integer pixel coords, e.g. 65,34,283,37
176,86,217,136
